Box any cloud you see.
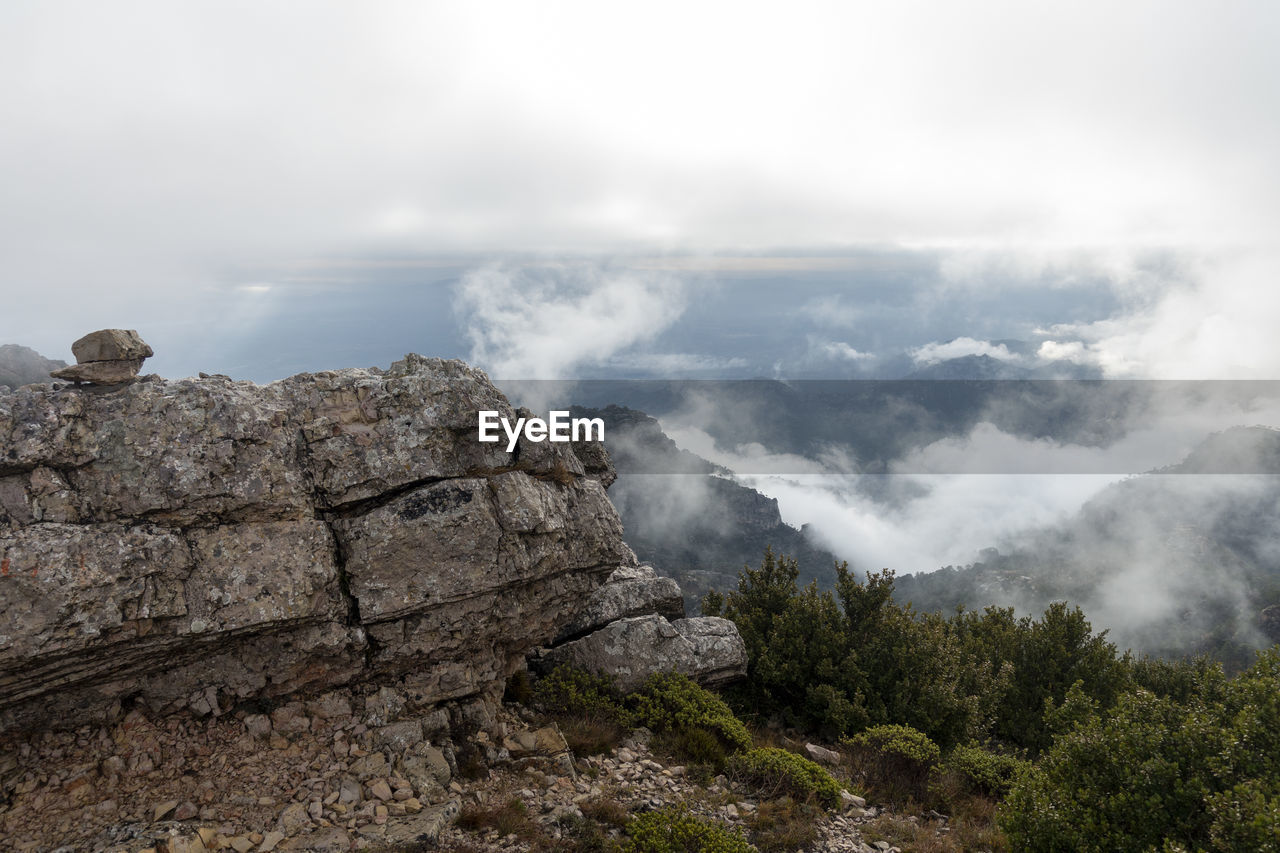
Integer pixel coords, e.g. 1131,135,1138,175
910,337,1021,365
1036,340,1088,363
1041,253,1280,379
796,296,863,329
4,2,1280,385
604,353,748,374
822,341,875,362
454,263,686,379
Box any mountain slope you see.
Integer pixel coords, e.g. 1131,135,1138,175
0,344,66,389
896,426,1280,668
571,405,840,607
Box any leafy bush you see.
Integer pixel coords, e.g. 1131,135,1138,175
1000,689,1218,852
534,665,632,755
1206,780,1280,852
1001,649,1280,852
843,724,940,804
728,747,843,808
534,667,752,762
846,724,941,765
942,743,1029,798
535,665,627,722
719,548,1132,754
623,806,756,853
628,673,752,761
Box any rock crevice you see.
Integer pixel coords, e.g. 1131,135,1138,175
1,355,637,733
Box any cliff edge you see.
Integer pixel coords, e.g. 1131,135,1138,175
0,353,635,733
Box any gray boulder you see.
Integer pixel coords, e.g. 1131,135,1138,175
50,329,154,385
70,329,154,363
0,352,632,733
537,614,746,692
553,564,684,643
671,617,749,686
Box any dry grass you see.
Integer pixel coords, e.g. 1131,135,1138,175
538,457,578,486
457,794,634,853
558,715,628,756
861,802,1008,853
457,797,544,840
747,799,821,852
579,796,632,828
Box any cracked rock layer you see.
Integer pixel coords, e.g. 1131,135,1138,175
0,354,634,732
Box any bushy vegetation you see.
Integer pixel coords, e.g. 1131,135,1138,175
630,672,753,763
623,806,756,853
705,547,1280,851
842,724,939,804
727,747,843,808
533,666,751,765
941,743,1028,799
1001,648,1280,852
703,547,1129,753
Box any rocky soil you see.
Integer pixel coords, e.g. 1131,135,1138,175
0,688,923,853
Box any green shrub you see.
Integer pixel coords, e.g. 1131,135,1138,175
1000,689,1219,852
846,724,941,765
843,724,940,805
627,673,752,761
719,548,1132,754
942,743,1029,798
728,747,843,809
623,806,756,853
1206,780,1280,852
1001,650,1280,852
535,665,629,723
655,726,729,767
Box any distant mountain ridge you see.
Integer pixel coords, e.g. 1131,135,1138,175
570,404,841,608
896,426,1280,669
903,352,1100,380
0,344,66,389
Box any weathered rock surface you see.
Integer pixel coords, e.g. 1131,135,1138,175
71,328,155,363
1261,604,1280,644
553,563,684,643
50,357,148,385
670,616,750,686
1,353,636,733
49,328,155,385
536,614,747,691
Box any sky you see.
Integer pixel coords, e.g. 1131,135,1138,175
5,2,1280,636
3,1,1280,383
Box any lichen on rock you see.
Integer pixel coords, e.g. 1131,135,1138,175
1,353,636,733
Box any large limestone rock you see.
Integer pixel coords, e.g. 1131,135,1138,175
536,614,746,692
50,328,154,385
70,329,154,363
553,564,684,643
0,354,636,732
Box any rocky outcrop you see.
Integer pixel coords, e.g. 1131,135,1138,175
552,564,684,643
535,614,747,692
532,555,747,691
49,328,154,385
0,353,637,733
1261,604,1280,645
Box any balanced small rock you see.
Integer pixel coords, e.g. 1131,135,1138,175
50,328,153,384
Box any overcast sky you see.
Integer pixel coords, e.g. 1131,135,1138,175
3,1,1280,379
